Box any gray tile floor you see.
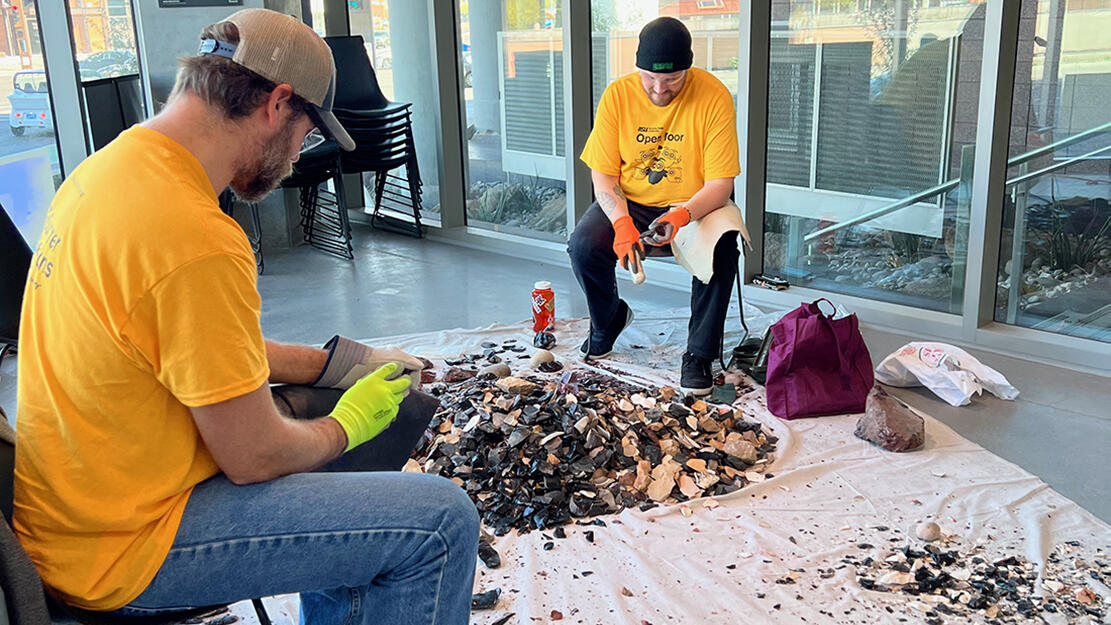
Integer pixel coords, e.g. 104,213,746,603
2,224,1108,523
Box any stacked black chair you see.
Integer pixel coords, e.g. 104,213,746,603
281,140,353,260
218,190,266,272
325,35,424,238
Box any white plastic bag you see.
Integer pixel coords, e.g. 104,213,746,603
874,342,1019,407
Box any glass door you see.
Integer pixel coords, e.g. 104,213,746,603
0,0,62,250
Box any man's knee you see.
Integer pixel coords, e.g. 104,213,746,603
712,231,741,272
567,207,613,265
414,474,479,540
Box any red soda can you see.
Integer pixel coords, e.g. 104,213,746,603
531,281,555,332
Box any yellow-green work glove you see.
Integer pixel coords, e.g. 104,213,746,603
329,363,411,451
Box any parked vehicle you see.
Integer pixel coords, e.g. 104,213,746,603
78,50,138,81
7,71,52,136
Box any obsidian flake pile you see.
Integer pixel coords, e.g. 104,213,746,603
848,540,1109,623
420,345,778,535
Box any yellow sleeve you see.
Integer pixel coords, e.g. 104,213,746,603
121,253,269,407
703,88,741,181
579,84,622,176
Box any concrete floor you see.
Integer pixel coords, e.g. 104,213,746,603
1,223,1108,524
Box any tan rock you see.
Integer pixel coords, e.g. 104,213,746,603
723,439,758,464
694,472,720,490
659,438,681,457
495,377,536,395
699,416,723,433
646,473,675,501
633,460,652,492
678,474,701,498
529,349,555,368
685,458,708,473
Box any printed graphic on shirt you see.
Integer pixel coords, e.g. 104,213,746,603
631,145,684,185
27,206,60,290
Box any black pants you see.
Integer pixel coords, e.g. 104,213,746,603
567,200,739,360
271,386,438,472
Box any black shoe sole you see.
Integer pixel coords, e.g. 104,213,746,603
681,384,713,397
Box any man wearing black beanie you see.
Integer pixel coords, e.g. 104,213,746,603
569,16,742,396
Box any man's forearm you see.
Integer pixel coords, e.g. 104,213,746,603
592,171,630,223
191,382,347,485
247,414,348,481
677,177,735,221
266,340,328,385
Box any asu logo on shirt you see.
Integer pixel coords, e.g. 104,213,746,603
632,146,683,185
580,67,740,207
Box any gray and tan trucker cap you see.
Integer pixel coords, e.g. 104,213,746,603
198,8,354,151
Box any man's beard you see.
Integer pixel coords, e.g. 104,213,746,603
229,124,297,203
648,91,677,107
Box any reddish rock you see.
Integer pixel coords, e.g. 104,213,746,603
443,367,477,383
854,386,924,452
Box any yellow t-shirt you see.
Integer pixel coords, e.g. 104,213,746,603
580,67,741,207
14,126,269,610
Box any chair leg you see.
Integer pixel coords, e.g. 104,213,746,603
251,598,272,625
332,172,354,260
249,202,264,275
405,159,424,237
373,169,388,218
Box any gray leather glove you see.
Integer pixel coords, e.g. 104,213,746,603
312,335,424,392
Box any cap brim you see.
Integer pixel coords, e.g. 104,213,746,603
312,107,355,152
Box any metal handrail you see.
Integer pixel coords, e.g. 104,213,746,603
802,120,1111,242
802,179,959,242
1007,120,1111,168
1006,143,1111,187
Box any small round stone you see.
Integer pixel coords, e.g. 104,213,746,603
530,349,555,369
479,363,511,379
915,521,941,542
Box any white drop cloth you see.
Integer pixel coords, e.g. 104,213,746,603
363,312,1111,625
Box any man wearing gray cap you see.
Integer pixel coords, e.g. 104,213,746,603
569,16,743,397
13,9,477,625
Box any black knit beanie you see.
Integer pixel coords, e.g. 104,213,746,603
635,17,693,73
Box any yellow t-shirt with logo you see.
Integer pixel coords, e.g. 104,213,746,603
14,126,269,610
580,67,740,207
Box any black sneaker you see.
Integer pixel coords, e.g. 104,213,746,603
680,352,714,397
579,299,634,360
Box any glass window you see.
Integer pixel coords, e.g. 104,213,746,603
349,0,443,223
70,0,139,82
590,1,741,110
994,0,1111,342
460,0,567,242
0,0,62,226
762,0,986,314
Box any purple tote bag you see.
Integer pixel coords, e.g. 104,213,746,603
765,299,874,419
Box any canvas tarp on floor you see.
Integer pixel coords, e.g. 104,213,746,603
369,310,1111,625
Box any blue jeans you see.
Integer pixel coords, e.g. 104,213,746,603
108,389,479,625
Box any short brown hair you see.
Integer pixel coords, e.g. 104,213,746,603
170,21,310,119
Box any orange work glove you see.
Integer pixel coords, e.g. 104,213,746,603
611,215,645,271
642,207,692,246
